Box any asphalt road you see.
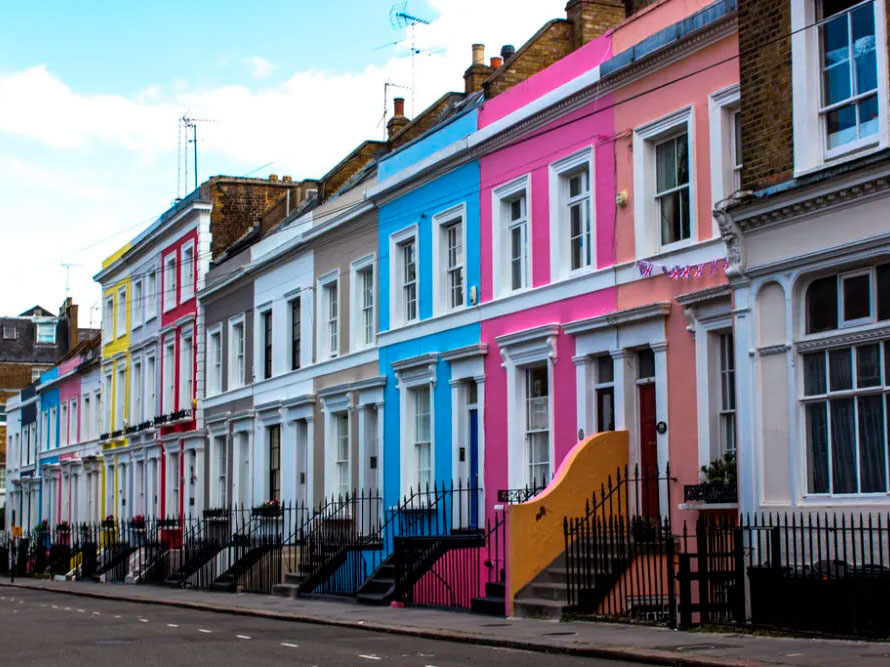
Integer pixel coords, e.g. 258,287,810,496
0,588,641,666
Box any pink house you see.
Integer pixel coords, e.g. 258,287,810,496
474,0,741,614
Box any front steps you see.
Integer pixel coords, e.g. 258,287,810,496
513,554,572,619
470,581,506,616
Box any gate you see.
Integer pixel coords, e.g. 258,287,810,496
677,522,745,628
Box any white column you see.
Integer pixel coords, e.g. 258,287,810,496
610,349,634,433
357,404,369,492
305,416,315,506
573,355,592,440
374,402,385,497
733,285,756,515
449,380,462,483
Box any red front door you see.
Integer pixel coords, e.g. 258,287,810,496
638,383,659,519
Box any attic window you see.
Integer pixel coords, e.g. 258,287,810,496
3,325,17,340
36,323,56,344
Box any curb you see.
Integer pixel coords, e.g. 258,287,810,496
0,582,761,667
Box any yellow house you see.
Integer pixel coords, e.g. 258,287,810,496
99,242,132,519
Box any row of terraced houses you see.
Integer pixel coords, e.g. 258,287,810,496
5,0,890,632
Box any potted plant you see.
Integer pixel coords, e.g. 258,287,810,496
253,499,282,517
697,451,738,503
130,514,146,529
101,514,116,528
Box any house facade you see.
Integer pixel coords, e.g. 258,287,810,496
717,0,890,516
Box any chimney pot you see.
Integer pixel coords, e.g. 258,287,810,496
500,44,515,60
268,174,278,183
393,97,405,117
471,43,485,65
282,175,292,183
490,56,503,69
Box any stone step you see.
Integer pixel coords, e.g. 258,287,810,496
271,583,300,599
512,597,566,620
470,595,505,617
524,581,568,602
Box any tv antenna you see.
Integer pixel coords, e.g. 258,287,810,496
389,2,430,116
378,81,411,139
60,263,83,296
178,115,217,198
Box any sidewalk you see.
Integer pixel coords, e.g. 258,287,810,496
3,578,888,666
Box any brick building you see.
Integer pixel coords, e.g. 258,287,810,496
717,0,890,515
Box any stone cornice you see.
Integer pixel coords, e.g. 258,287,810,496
795,325,890,353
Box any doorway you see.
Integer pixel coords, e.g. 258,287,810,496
637,348,659,519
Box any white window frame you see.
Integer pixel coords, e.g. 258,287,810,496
180,329,194,411
549,148,595,281
103,296,114,341
131,355,143,426
492,175,532,298
708,84,742,215
804,265,885,335
115,365,126,428
116,287,127,338
317,270,340,359
431,204,468,316
60,401,68,446
289,295,303,371
207,326,223,396
258,307,273,380
496,325,558,490
180,240,195,302
145,270,158,321
145,352,157,421
389,226,419,328
333,411,350,498
36,322,56,345
393,353,438,496
410,385,433,491
70,397,78,444
162,340,176,413
228,315,246,388
163,252,178,313
632,106,696,258
132,278,144,330
350,255,376,351
791,0,889,174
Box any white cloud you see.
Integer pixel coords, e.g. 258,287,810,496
243,56,275,79
0,0,565,315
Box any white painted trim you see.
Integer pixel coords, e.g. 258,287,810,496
431,203,468,317
388,224,420,330
491,174,532,299
316,269,341,361
549,146,596,281
632,106,696,259
708,83,741,223
349,253,377,353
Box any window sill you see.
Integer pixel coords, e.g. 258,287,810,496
794,139,887,180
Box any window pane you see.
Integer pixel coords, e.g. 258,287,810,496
856,343,881,387
826,103,858,149
830,397,857,493
638,349,655,379
858,394,886,492
843,273,870,320
875,264,890,321
829,347,853,390
807,402,830,493
597,387,615,432
804,352,827,396
597,355,614,383
823,62,852,106
655,139,676,193
807,275,839,333
851,3,877,93
675,133,689,185
858,94,879,138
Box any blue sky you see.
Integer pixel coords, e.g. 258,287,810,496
0,0,559,320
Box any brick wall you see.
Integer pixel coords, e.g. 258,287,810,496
737,0,794,191
0,364,38,392
207,177,314,259
390,93,466,150
567,0,626,49
484,21,575,98
319,140,388,202
738,0,890,192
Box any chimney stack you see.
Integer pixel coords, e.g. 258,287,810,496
565,0,627,49
464,43,493,94
268,174,278,183
490,56,503,69
387,97,410,139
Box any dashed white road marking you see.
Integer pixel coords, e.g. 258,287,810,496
281,642,299,648
236,635,251,640
114,615,121,619
77,608,86,613
138,618,149,623
51,605,58,609
92,611,101,616
198,629,213,634
358,655,382,661
64,607,71,611
167,623,179,628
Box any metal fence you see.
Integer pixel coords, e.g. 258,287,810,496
562,466,890,638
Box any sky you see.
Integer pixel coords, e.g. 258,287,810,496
0,0,563,325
